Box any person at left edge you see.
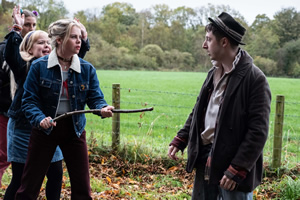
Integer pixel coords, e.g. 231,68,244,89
3,6,91,200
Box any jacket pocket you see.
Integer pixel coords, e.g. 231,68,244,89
40,79,52,88
212,142,239,170
39,79,54,100
77,83,89,103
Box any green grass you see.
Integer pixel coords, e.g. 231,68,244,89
254,175,300,200
86,70,205,159
279,175,300,200
265,78,300,169
85,70,300,169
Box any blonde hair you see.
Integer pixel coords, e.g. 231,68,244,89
19,30,48,62
11,30,48,99
48,19,81,53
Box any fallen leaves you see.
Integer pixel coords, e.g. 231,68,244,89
56,154,194,199
1,152,297,199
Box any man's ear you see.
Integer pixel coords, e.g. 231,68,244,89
221,37,229,47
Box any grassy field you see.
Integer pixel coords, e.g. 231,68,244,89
85,70,300,169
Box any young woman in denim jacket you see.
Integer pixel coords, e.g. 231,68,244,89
4,6,91,200
15,18,114,199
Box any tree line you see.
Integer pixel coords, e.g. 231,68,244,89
1,0,300,77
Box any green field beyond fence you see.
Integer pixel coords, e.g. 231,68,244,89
85,70,300,169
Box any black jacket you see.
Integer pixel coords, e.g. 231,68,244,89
0,39,11,116
176,50,271,192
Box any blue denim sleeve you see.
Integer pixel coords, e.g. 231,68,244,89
86,65,108,114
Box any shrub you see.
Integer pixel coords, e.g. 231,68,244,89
279,175,300,200
254,56,277,76
140,44,163,67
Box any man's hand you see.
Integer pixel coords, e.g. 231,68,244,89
220,175,237,191
168,145,180,161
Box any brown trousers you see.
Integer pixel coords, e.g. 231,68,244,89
15,117,92,200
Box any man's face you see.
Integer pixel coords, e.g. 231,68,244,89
202,31,222,61
21,17,37,38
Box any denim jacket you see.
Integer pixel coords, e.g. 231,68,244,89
22,49,108,137
5,31,90,129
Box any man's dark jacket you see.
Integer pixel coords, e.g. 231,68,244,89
176,49,271,192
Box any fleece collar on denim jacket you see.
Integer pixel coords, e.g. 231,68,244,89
47,48,81,73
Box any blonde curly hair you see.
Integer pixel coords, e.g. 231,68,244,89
48,19,81,53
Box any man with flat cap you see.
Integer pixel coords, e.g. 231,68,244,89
168,12,271,199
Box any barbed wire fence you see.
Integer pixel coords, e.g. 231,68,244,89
86,85,300,169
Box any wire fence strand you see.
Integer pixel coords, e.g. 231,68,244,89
89,86,300,169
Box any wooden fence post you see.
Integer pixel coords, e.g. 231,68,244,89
112,83,120,151
271,95,285,169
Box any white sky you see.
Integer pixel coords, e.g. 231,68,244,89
62,0,299,25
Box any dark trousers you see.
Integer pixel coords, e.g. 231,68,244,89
192,143,219,200
15,117,92,200
4,161,62,200
0,114,10,186
192,166,219,200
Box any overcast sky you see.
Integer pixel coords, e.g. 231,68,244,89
62,0,299,25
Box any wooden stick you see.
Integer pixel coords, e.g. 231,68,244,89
53,107,154,122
